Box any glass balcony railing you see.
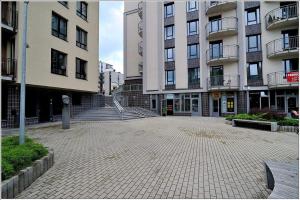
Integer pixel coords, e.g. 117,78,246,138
266,36,299,58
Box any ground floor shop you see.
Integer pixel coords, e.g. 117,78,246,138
208,91,238,117
1,83,103,128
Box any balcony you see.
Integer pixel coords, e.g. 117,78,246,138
138,1,143,19
206,17,238,40
138,62,143,74
1,2,18,32
1,58,17,81
207,75,240,91
206,45,238,65
205,1,237,15
267,71,299,89
138,21,143,38
266,36,299,59
138,41,143,56
265,4,298,30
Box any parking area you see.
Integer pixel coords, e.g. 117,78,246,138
16,117,298,199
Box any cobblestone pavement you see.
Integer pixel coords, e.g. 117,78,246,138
16,117,298,199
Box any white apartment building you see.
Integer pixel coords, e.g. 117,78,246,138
1,1,99,127
123,1,299,116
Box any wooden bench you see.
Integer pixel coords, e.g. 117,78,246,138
265,161,299,199
232,119,278,132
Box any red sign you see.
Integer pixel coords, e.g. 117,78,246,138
287,72,299,82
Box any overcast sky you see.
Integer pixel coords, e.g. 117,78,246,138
99,1,124,73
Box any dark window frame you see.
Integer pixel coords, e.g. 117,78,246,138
247,62,262,80
58,1,68,8
164,25,174,40
187,43,199,59
186,1,198,12
76,26,88,50
51,49,67,76
76,57,87,80
245,7,260,25
187,20,198,36
165,70,175,85
52,12,68,41
283,58,299,74
77,1,88,21
188,67,200,84
165,48,174,61
164,3,174,18
246,34,261,52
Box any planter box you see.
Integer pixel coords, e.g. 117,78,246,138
1,150,54,199
279,126,299,133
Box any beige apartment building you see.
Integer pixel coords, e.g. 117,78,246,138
123,1,299,117
1,1,99,127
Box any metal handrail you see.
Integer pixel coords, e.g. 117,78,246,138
205,1,235,12
207,75,240,89
1,58,17,80
266,36,299,57
206,45,238,62
206,17,237,37
265,3,298,28
267,71,299,87
113,94,124,120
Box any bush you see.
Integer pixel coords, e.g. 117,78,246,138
249,108,286,121
225,113,265,121
278,118,299,126
1,136,48,180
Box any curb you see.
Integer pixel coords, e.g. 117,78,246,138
1,150,54,199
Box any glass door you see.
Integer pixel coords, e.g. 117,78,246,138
191,99,199,116
211,66,223,86
210,40,223,59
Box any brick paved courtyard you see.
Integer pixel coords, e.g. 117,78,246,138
16,117,298,199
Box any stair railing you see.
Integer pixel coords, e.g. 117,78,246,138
113,94,124,120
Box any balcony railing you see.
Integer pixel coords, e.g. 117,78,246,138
1,2,18,31
138,41,143,56
265,3,298,30
207,75,240,90
1,58,17,81
206,45,238,65
123,84,143,92
205,1,237,15
266,36,299,58
267,71,299,88
138,21,143,37
206,17,238,39
138,1,143,19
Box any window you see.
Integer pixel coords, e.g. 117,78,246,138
164,3,174,18
210,66,223,86
76,26,87,50
164,25,174,40
58,1,68,8
227,98,234,112
165,70,175,85
283,58,299,73
187,20,198,36
282,29,298,49
209,15,222,33
51,49,67,76
187,43,199,59
151,99,156,109
245,7,260,25
77,1,88,20
209,41,223,59
247,62,262,80
76,58,87,80
165,48,174,61
52,12,67,41
246,34,261,52
188,68,200,84
187,1,198,12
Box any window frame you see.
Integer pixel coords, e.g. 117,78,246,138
165,48,175,62
187,43,199,59
164,25,174,40
247,62,262,80
283,58,299,74
77,1,88,21
187,20,199,36
164,3,174,18
76,57,87,80
246,34,261,52
76,26,88,50
186,1,198,12
51,49,67,76
188,67,200,84
165,70,175,85
52,12,68,41
58,1,68,8
245,7,260,25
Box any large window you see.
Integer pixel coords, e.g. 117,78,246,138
209,41,223,59
76,26,87,50
247,62,262,80
51,49,67,76
283,58,299,73
76,58,87,80
186,1,198,12
165,70,175,85
164,25,174,40
209,15,222,33
245,7,260,25
164,3,174,18
187,43,199,59
187,20,198,36
246,34,261,52
188,68,200,84
52,12,67,41
165,48,174,61
77,1,87,20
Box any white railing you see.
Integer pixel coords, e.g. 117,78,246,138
207,75,240,90
267,71,299,87
206,17,237,37
206,45,238,63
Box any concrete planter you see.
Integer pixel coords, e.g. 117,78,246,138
279,126,299,133
1,150,54,199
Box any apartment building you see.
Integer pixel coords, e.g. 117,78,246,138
123,1,299,116
1,1,99,128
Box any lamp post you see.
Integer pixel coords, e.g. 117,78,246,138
19,1,29,144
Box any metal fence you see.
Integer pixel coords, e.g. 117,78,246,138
206,17,237,37
207,75,240,90
266,36,299,57
265,3,298,28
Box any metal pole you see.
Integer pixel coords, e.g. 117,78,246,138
19,1,29,144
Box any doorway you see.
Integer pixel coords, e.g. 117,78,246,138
191,99,199,116
287,96,297,113
167,99,174,115
212,98,221,117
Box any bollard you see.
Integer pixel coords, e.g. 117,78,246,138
62,95,70,129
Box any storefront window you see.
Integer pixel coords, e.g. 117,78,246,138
227,98,234,112
185,99,190,111
277,97,285,112
174,99,180,112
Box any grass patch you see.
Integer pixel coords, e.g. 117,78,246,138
1,136,48,180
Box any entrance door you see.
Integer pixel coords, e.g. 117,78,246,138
212,98,220,117
39,93,50,122
191,99,199,116
287,96,297,113
167,99,174,115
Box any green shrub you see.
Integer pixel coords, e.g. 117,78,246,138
1,136,48,180
278,118,299,126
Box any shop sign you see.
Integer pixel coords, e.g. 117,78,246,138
287,72,299,82
212,92,221,99
166,94,174,99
